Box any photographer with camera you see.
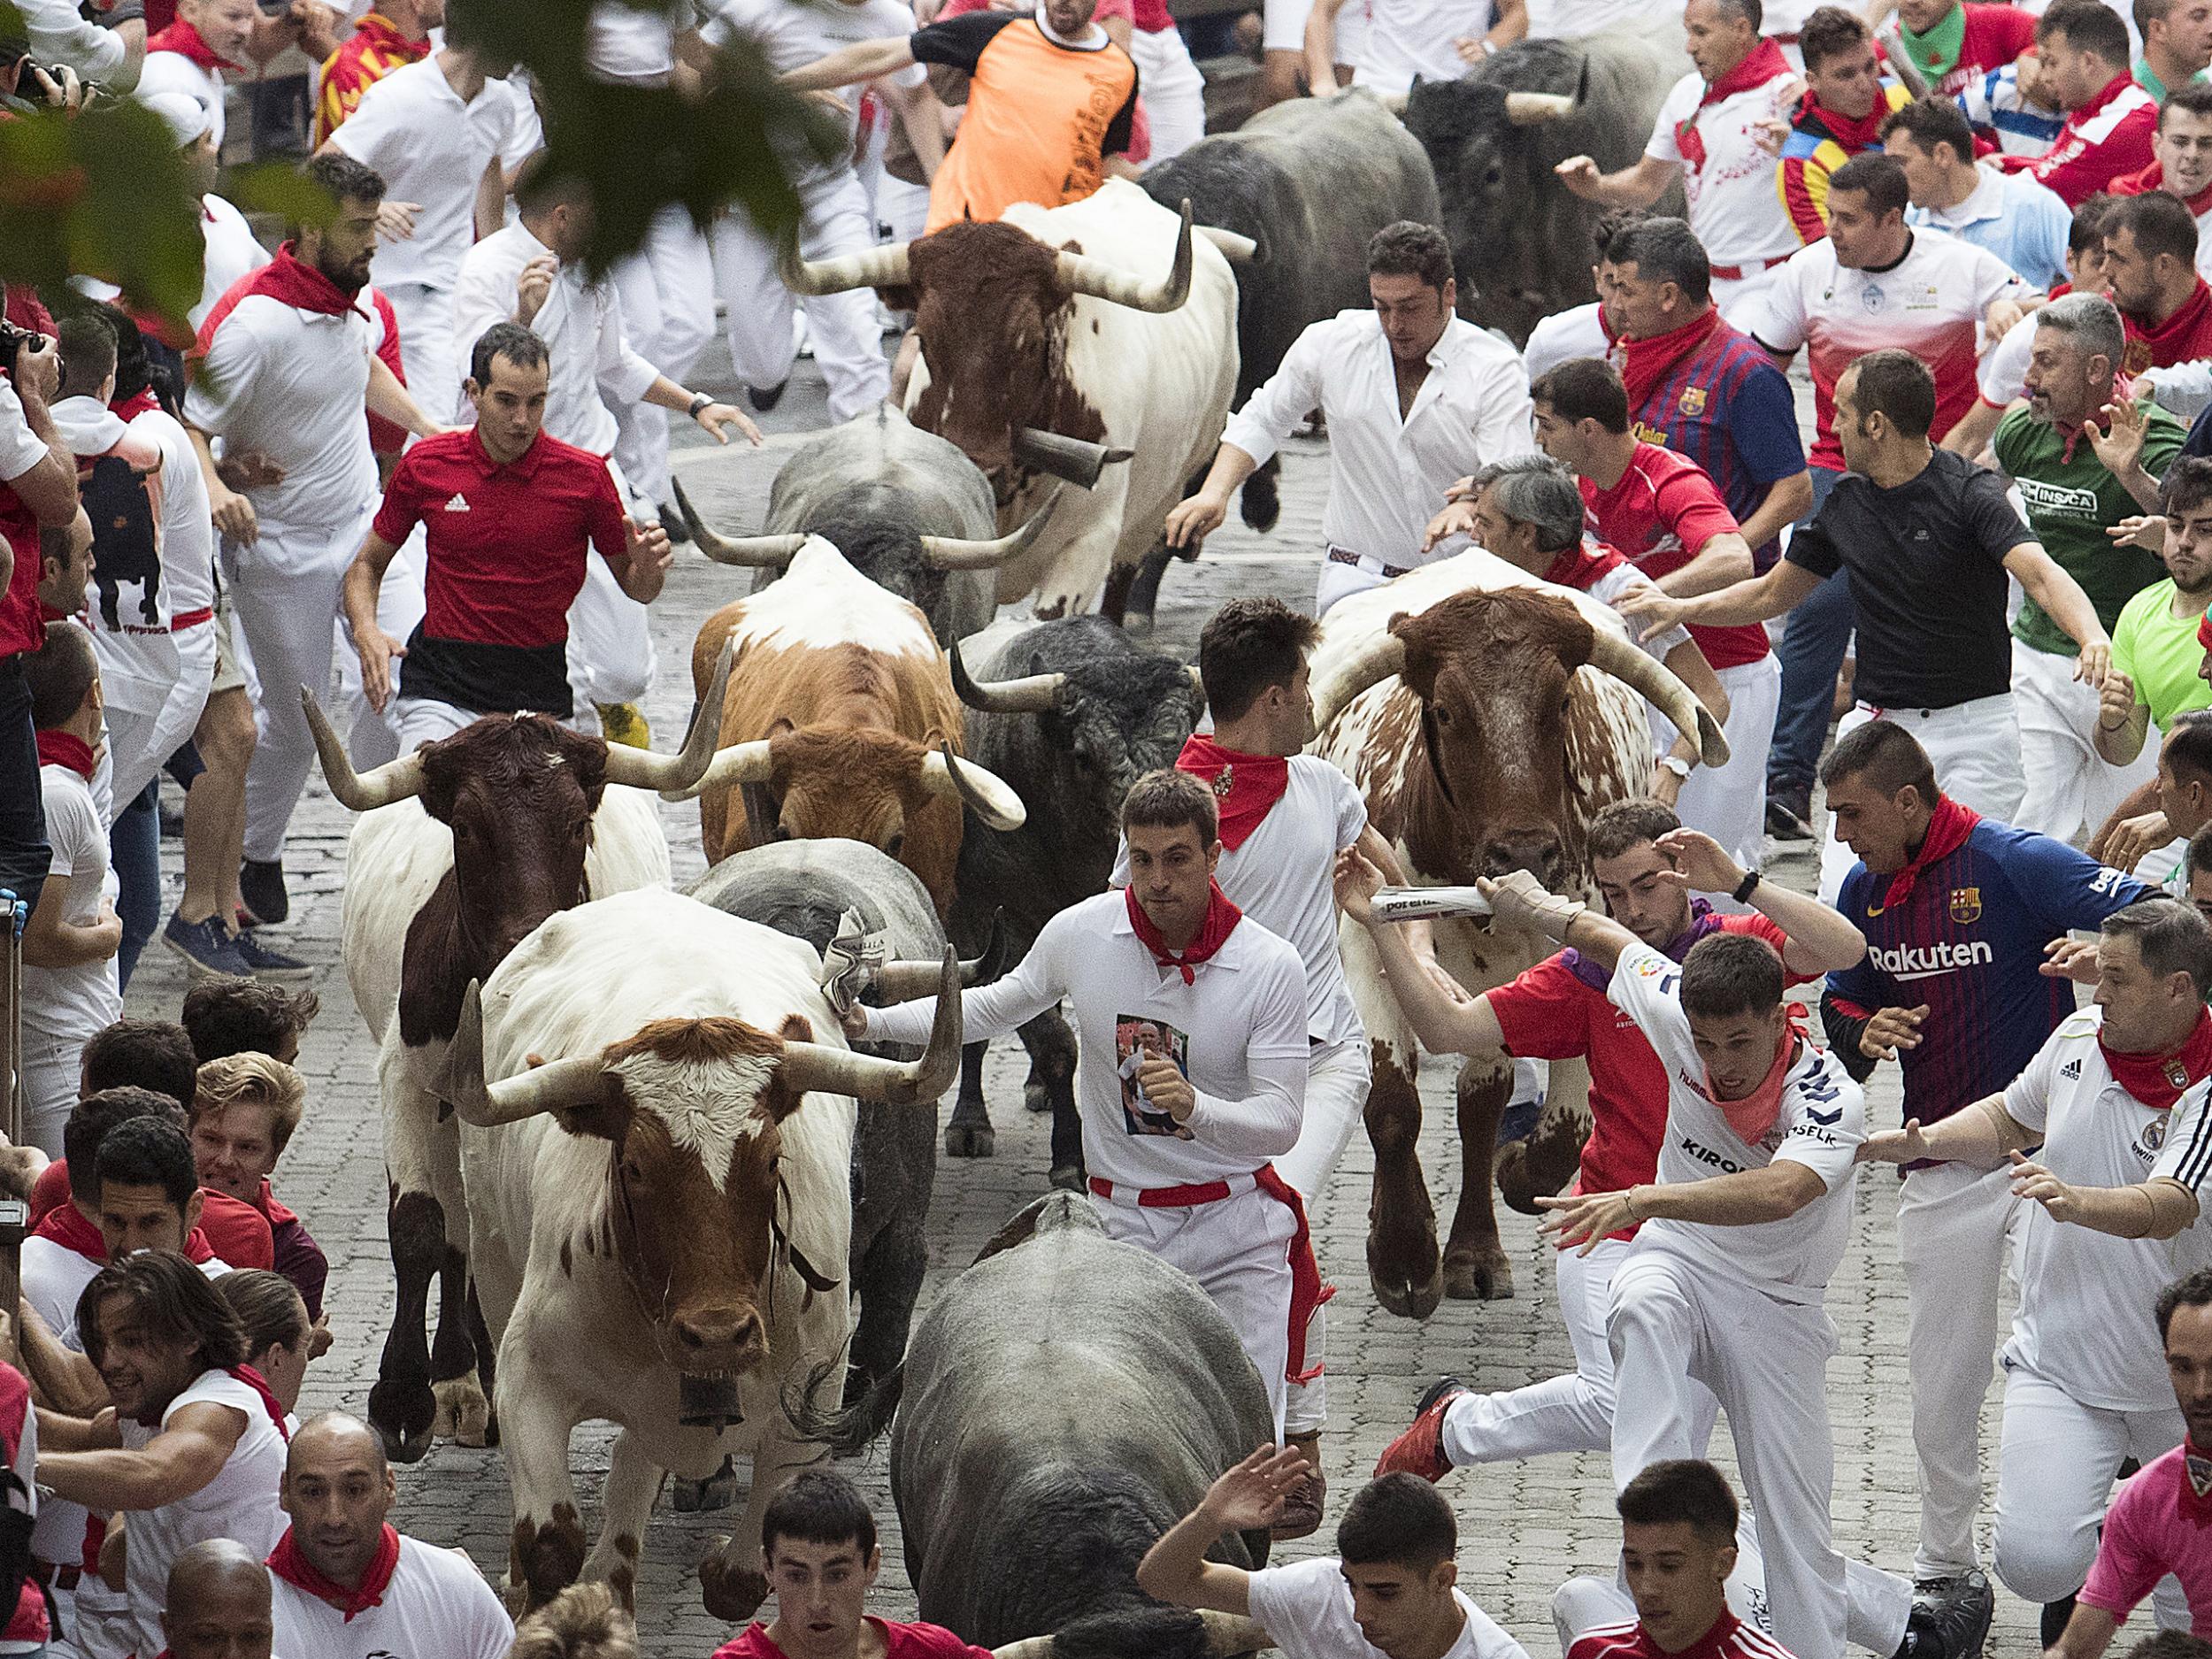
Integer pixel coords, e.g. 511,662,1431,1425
4,2,142,94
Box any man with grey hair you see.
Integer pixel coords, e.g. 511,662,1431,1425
1425,453,1732,802
162,1539,275,1659
1996,292,2186,845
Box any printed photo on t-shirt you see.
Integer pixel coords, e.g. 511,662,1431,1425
1116,1016,1194,1138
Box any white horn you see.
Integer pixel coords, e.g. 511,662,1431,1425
922,741,1027,831
1197,226,1258,263
440,981,618,1129
672,479,810,568
780,948,961,1104
1052,198,1195,312
949,638,1068,714
661,738,776,804
1200,1612,1279,1656
1310,631,1409,732
1503,90,1577,123
989,1640,1056,1659
1584,627,1731,769
302,687,426,811
919,490,1062,571
602,639,731,792
780,236,912,297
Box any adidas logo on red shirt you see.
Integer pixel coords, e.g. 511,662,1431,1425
442,493,471,512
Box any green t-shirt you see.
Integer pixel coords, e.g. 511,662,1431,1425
1996,403,2186,657
2112,577,2212,729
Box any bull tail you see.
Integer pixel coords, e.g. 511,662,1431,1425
781,1353,905,1457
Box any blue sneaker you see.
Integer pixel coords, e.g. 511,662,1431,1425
233,929,313,983
163,912,250,979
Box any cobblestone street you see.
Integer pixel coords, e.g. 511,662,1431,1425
113,349,2032,1657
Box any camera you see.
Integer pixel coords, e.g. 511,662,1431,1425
0,323,62,395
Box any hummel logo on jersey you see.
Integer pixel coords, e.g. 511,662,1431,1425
2061,1059,2084,1080
442,493,471,511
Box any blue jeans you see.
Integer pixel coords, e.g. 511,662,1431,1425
1766,465,1849,793
110,777,159,992
0,657,47,916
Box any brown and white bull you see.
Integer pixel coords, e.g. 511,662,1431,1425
1310,551,1727,1316
676,534,1025,915
440,887,962,1617
780,180,1242,623
319,666,727,1463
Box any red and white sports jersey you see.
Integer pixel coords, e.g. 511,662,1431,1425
1742,227,2025,466
1580,442,1769,669
1570,1612,1799,1659
2001,71,2158,207
1644,57,1801,272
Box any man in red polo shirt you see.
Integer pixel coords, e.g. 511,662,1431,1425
1531,357,1777,877
2106,188,2212,373
343,321,672,748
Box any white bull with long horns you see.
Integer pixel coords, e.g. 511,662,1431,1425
781,179,1244,622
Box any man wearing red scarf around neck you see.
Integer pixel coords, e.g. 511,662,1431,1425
136,0,255,152
852,771,1316,1468
1863,899,2212,1644
2001,3,2159,207
1819,719,2155,1614
2106,190,2212,381
266,1412,511,1659
1776,8,1912,245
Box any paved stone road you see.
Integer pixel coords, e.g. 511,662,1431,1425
114,349,2036,1657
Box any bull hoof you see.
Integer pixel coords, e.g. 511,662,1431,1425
1024,1080,1051,1114
366,1379,436,1465
434,1372,491,1447
1443,1244,1515,1302
944,1119,995,1158
672,1460,742,1513
1048,1161,1086,1193
699,1539,769,1622
1493,1141,1547,1216
1367,1237,1446,1320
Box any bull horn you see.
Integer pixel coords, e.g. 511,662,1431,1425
1052,197,1194,313
672,479,810,569
1199,1613,1278,1655
1583,627,1731,770
1503,90,1577,124
780,947,962,1105
780,235,912,297
875,910,1006,997
949,638,1068,714
661,739,776,804
1197,226,1257,263
919,489,1062,571
302,687,426,811
1379,89,1410,113
989,1640,1056,1659
441,981,620,1130
1011,428,1135,488
1187,664,1206,700
923,741,1027,831
1310,631,1409,732
602,640,731,792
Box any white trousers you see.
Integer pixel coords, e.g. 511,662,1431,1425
1993,1359,2186,1609
1653,653,1781,879
2014,639,2159,846
711,168,889,424
1278,1040,1371,1437
1094,1183,1298,1439
611,206,717,508
1819,695,2026,902
102,626,217,808
567,458,656,712
1130,27,1207,165
383,281,460,427
391,694,480,749
1713,266,1786,331
19,1033,82,1157
1609,1248,1915,1659
1899,1160,2021,1579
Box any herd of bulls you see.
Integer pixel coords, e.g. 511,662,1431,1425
296,35,1743,1644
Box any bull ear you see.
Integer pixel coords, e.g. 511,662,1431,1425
1386,610,1443,700
780,1012,815,1044
552,1080,634,1146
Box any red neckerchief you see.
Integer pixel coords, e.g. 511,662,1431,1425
193,244,365,360
1676,37,1792,167
1793,85,1892,154
225,1363,292,1442
1617,306,1723,412
34,731,94,780
1543,542,1627,592
1872,795,1981,915
2199,607,2212,653
267,1524,398,1620
2125,278,2212,373
1699,1004,1809,1147
108,388,160,423
1176,736,1288,852
28,1201,219,1265
1124,881,1241,985
146,17,239,71
2100,1007,2212,1111
254,1177,299,1229
2183,1440,2212,1524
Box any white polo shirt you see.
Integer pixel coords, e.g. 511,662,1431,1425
1222,311,1535,573
2001,1007,2212,1411
1609,941,1865,1302
864,892,1310,1189
134,46,227,151
1350,0,1494,95
328,56,519,294
1248,1557,1530,1659
20,765,120,1047
586,0,679,83
270,1532,514,1659
183,288,381,543
196,196,272,331
1645,66,1801,273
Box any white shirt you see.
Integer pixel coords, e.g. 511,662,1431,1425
450,223,657,446
585,0,680,83
1111,757,1370,1048
183,288,380,541
1523,301,1608,383
1978,310,2035,408
121,1370,290,1659
1351,0,1494,95
134,45,227,150
1524,0,1647,39
270,1533,514,1659
1609,941,1865,1302
0,379,49,488
865,892,1310,1189
702,0,924,155
1248,1559,1529,1659
1222,311,1534,571
2002,1007,2212,1410
15,0,127,81
196,195,272,332
21,766,120,1045
328,56,519,293
1645,66,1801,271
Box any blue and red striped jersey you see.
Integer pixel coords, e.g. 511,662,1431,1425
1627,320,1807,570
1826,819,2153,1125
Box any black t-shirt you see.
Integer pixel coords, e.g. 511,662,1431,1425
1784,448,2028,710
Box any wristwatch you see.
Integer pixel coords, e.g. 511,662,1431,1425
687,392,715,420
1658,755,1693,780
1732,869,1763,904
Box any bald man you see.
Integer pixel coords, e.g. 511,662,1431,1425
265,1412,511,1658
163,1537,276,1659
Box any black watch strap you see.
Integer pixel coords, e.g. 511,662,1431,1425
1732,868,1763,904
687,391,713,419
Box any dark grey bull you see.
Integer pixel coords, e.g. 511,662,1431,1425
1406,34,1685,347
891,1191,1274,1653
672,407,1057,642
943,618,1203,1185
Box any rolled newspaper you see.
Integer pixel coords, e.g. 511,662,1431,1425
1369,885,1494,922
818,906,889,1014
